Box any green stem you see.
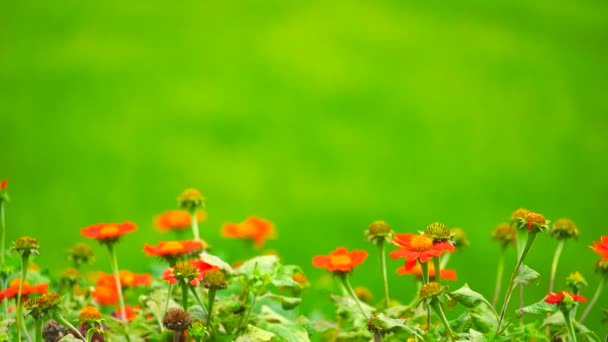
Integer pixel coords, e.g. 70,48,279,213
496,231,537,335
579,277,605,323
1,201,6,266
492,252,504,307
161,283,174,332
181,283,189,311
207,289,216,328
430,299,455,342
106,246,127,324
341,276,368,320
189,286,207,314
190,210,200,241
419,262,431,331
562,309,577,342
432,257,441,285
377,242,390,307
439,253,451,269
240,293,258,332
53,312,85,340
17,255,29,342
35,318,42,342
549,240,565,293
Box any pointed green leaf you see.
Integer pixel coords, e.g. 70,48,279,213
199,253,234,274
263,294,302,310
516,298,557,317
270,265,302,289
448,283,498,318
235,325,277,342
512,265,540,288
258,321,310,342
237,256,279,277
369,313,424,339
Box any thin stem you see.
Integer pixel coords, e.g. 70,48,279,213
35,319,42,342
549,240,565,293
419,262,431,331
519,270,524,324
17,255,29,342
189,286,207,314
164,283,173,314
496,231,537,335
106,246,127,324
207,289,216,328
181,283,189,311
240,293,258,331
53,313,85,340
432,257,441,285
377,242,390,307
341,276,368,320
1,201,6,265
492,252,505,307
579,277,605,323
562,309,577,342
439,253,451,269
190,210,200,241
173,330,183,342
430,299,455,342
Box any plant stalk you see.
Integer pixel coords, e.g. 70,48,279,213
579,277,605,323
341,276,368,320
549,240,565,293
207,289,216,328
190,210,200,241
377,241,390,307
430,299,455,342
562,309,577,342
420,262,431,331
35,318,42,342
53,312,85,340
107,245,128,325
0,201,5,266
17,255,29,342
433,257,441,285
496,231,537,335
492,252,504,307
181,283,189,311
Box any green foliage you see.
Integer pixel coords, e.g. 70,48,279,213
512,265,541,288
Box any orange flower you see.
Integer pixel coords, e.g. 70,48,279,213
81,222,137,241
590,236,608,261
0,179,7,191
397,263,457,281
114,305,138,321
155,210,207,232
97,271,151,288
389,234,450,270
144,240,206,257
221,216,276,248
0,278,48,300
312,247,368,272
93,285,118,306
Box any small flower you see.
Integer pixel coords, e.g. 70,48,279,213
178,188,205,211
550,218,579,240
163,307,192,331
492,223,517,248
143,240,207,263
397,263,457,281
365,221,394,244
518,212,549,232
590,236,608,261
92,286,118,306
43,320,68,342
511,208,530,222
424,222,451,242
450,228,469,248
0,278,48,300
221,216,276,248
78,305,103,324
0,180,7,192
354,286,373,304
81,222,137,245
565,272,587,292
544,291,586,305
162,261,204,286
155,210,207,232
202,269,227,290
312,247,368,273
67,242,95,266
419,282,446,300
389,234,449,270
11,236,40,256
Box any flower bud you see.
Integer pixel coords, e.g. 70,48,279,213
202,269,227,290
424,222,451,242
492,223,516,248
365,221,394,243
419,282,445,300
12,236,40,256
450,228,469,248
178,188,204,211
550,218,579,240
565,271,587,293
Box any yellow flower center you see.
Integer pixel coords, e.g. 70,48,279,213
160,241,184,253
100,225,119,236
410,235,434,252
330,254,352,266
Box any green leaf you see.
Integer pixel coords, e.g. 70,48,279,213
469,305,498,334
270,265,302,289
263,293,302,310
468,329,485,342
258,321,310,342
512,265,540,288
199,253,234,274
188,305,207,322
235,325,277,342
330,294,375,322
369,314,424,339
237,256,279,277
448,283,498,318
58,336,83,342
516,298,557,317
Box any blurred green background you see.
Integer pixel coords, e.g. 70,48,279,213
2,0,608,335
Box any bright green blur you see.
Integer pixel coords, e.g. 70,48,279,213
2,0,608,334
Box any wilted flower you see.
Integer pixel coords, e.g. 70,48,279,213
511,208,530,222
312,247,367,273
155,210,207,232
550,218,579,240
221,216,276,248
42,320,68,342
12,236,40,257
163,308,192,331
24,292,61,318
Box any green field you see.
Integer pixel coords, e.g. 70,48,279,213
2,0,608,335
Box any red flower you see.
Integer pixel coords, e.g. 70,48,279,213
81,222,137,241
397,263,457,281
0,179,7,191
0,278,48,300
143,240,207,257
312,247,368,272
155,210,207,232
93,285,119,306
222,216,276,248
389,234,450,270
545,291,587,304
590,236,608,261
97,271,151,288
